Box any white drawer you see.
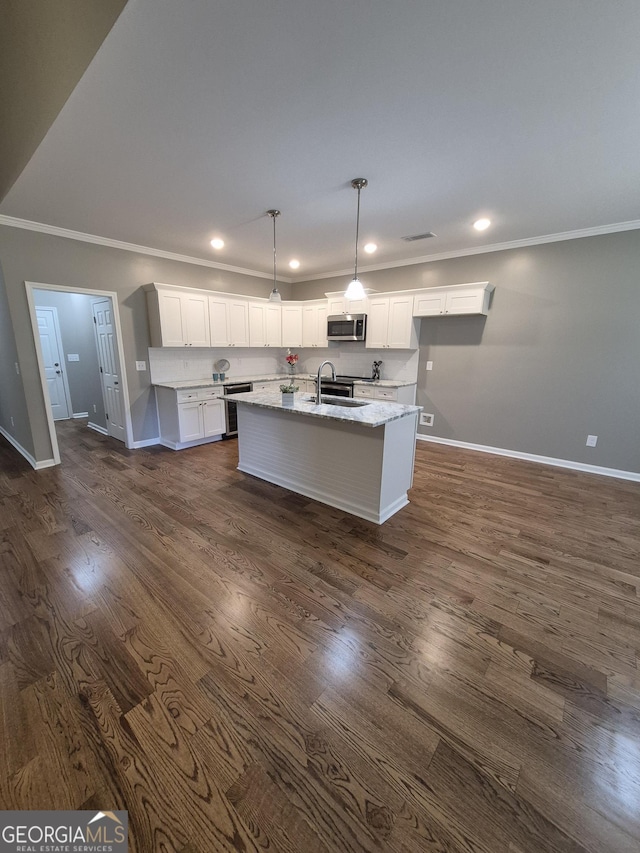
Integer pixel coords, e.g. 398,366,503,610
176,387,222,402
354,385,399,402
376,387,398,401
354,385,374,398
253,381,280,392
177,389,200,402
199,387,223,399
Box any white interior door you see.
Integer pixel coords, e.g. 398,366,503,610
92,298,126,442
36,306,71,420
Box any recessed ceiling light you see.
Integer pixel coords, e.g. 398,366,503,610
473,218,491,231
363,242,377,254
210,237,225,249
289,259,300,269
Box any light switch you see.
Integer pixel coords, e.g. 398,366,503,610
426,361,433,371
67,353,80,362
586,434,598,447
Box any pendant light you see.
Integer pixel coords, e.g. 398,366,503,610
267,209,282,302
345,178,368,301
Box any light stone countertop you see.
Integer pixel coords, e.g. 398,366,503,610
153,374,314,390
153,374,416,390
229,391,421,428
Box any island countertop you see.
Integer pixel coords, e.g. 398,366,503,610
229,391,421,428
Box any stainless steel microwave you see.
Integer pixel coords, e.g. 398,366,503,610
327,314,367,341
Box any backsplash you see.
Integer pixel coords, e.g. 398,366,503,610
149,345,419,383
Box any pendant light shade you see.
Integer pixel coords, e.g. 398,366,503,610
345,178,368,300
267,209,282,302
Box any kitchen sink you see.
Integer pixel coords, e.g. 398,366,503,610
304,395,371,407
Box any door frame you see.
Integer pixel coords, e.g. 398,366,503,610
25,281,134,465
35,304,74,421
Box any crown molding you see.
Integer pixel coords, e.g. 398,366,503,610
290,218,640,282
0,214,294,283
2,212,639,285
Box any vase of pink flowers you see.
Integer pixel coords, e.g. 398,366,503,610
286,350,299,375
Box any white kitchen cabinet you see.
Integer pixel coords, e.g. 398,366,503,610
146,285,210,347
209,296,250,346
302,302,328,348
281,304,303,347
156,386,225,449
327,296,368,315
354,383,416,405
249,302,281,347
252,380,282,393
413,282,494,317
366,295,418,349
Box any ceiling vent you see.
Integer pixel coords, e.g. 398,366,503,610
401,231,437,242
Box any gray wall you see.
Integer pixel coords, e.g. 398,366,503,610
33,289,106,428
0,259,34,455
294,231,640,474
0,224,291,463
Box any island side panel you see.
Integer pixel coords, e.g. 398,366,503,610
379,412,419,522
236,405,393,523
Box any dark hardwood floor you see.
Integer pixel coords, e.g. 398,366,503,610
1,419,640,852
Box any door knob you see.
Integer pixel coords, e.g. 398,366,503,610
54,362,59,367
114,381,119,385
56,370,61,374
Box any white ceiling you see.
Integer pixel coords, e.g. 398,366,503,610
2,0,640,281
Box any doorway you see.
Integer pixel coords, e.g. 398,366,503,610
26,282,133,465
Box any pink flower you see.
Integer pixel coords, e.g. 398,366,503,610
286,353,299,365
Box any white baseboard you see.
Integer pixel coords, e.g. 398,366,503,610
416,434,640,483
72,412,89,419
87,422,108,436
129,437,161,449
0,425,57,470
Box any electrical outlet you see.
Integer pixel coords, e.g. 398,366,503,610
93,404,97,413
420,413,434,427
586,434,598,447
15,362,20,374
426,361,433,371
10,416,15,427
135,360,147,371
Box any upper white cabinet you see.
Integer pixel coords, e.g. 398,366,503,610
281,304,303,347
413,282,494,317
366,295,418,349
327,296,368,315
249,302,282,347
147,285,210,347
302,302,328,348
209,296,250,347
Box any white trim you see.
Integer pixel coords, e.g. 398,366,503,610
0,214,290,282
2,213,639,285
0,425,56,469
292,219,640,281
26,282,135,465
73,412,89,419
130,437,160,448
415,434,640,483
87,421,108,435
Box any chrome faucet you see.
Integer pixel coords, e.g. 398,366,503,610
316,360,336,404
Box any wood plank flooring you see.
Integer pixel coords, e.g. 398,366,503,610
1,419,640,852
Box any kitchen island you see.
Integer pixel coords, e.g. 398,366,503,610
231,391,421,524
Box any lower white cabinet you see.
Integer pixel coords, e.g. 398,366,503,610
353,383,416,405
156,386,225,449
